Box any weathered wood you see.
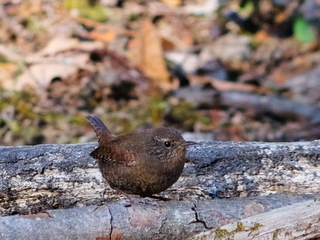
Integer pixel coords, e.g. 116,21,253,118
0,194,319,240
190,198,320,240
1,140,320,216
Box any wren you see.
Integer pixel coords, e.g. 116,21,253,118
86,116,196,197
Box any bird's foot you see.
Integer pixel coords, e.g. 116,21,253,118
149,195,172,201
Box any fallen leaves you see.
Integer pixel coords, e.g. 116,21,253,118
128,20,171,91
14,37,102,91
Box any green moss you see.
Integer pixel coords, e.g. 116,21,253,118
128,12,143,22
250,222,263,231
235,222,245,232
21,126,44,145
215,227,230,239
79,5,109,22
238,0,254,18
62,0,108,22
169,101,211,129
43,112,64,124
0,89,44,144
69,115,88,125
0,83,212,144
62,0,88,10
148,96,169,124
294,16,316,43
7,120,20,134
23,17,46,33
272,228,282,240
0,90,38,120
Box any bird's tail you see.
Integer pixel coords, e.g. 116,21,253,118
86,116,112,145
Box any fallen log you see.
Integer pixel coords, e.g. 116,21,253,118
1,140,320,239
0,194,319,240
2,140,320,216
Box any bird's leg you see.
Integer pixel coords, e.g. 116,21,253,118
113,188,140,206
149,195,172,201
115,189,165,207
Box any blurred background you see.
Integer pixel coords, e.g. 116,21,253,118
0,0,320,145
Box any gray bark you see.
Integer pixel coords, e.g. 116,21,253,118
1,140,320,214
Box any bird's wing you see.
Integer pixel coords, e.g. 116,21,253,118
90,144,138,167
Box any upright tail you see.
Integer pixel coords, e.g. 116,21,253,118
86,116,112,145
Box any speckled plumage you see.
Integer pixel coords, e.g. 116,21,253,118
86,116,195,197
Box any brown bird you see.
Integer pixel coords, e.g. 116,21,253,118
86,116,196,197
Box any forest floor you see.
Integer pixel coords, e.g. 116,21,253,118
0,0,320,145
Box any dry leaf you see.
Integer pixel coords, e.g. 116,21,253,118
187,74,260,93
127,20,171,91
37,38,80,56
88,31,117,42
15,63,78,91
34,37,102,57
0,63,18,90
160,0,182,7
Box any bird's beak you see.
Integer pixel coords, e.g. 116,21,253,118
182,140,197,147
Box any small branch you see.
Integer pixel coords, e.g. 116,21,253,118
174,87,320,124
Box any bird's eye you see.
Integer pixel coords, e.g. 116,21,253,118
164,141,172,147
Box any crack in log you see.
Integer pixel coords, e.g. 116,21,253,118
190,203,211,230
106,205,114,240
196,160,221,170
159,215,167,236
31,153,46,159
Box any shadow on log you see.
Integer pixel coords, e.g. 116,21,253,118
1,140,320,239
